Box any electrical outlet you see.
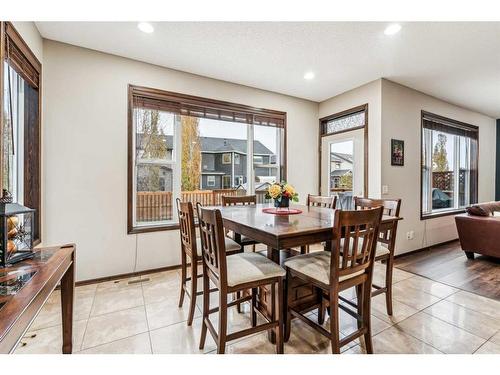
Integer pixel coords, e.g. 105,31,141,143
406,231,415,240
382,185,389,195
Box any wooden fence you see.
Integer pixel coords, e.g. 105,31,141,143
136,189,252,222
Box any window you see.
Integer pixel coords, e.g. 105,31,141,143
202,153,214,171
253,155,264,164
222,175,231,189
1,22,41,244
128,85,286,233
421,111,478,219
322,109,366,135
222,153,231,164
235,176,243,186
134,107,178,227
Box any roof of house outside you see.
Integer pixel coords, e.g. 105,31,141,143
138,134,274,155
330,169,352,177
330,152,353,164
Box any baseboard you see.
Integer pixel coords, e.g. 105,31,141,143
75,264,182,287
74,238,459,286
394,238,459,259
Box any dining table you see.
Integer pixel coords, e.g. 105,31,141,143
216,203,402,343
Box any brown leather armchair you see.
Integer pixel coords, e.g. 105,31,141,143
455,201,500,260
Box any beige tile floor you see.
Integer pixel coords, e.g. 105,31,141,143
13,261,500,354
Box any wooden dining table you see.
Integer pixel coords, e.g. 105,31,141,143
216,203,402,342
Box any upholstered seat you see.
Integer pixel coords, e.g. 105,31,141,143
375,243,390,258
196,237,241,256
284,251,363,286
226,252,286,287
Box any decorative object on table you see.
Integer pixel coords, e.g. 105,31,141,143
265,182,299,209
262,207,303,215
0,192,35,266
391,139,404,166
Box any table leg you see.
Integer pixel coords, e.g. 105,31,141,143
60,256,75,354
266,246,281,343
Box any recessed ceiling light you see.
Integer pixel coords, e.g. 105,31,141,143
384,24,401,36
138,22,154,34
304,72,315,80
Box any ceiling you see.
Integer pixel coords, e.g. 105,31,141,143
36,22,500,118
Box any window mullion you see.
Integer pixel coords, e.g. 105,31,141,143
247,124,255,194
173,115,182,214
453,136,460,209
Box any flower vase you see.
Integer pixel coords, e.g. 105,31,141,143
274,197,290,210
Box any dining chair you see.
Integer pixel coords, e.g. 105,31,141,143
283,207,383,353
197,204,286,354
176,198,242,326
221,195,259,252
302,194,337,254
353,196,401,315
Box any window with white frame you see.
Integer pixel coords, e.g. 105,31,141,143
253,155,264,164
133,107,179,227
222,153,231,164
128,85,286,233
207,175,215,187
421,111,478,218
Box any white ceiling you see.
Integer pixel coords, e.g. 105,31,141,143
36,22,500,118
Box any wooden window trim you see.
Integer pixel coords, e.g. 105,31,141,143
420,110,479,221
318,104,369,198
127,84,287,234
0,22,42,246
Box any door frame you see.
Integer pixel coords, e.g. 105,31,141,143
318,103,368,197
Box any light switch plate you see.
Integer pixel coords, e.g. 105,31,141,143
382,185,389,195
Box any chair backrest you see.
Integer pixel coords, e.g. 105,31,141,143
353,196,401,217
176,198,197,258
221,194,257,206
196,203,227,286
307,194,337,209
330,207,383,284
353,196,401,246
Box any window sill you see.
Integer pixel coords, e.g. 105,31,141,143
420,208,466,220
128,224,180,234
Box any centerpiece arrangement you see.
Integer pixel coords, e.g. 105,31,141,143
265,182,299,209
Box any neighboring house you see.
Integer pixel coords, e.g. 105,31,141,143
136,134,277,191
200,137,277,189
330,152,353,189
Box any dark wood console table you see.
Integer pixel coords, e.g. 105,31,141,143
0,244,75,354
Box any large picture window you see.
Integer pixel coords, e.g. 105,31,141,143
128,85,286,233
0,22,41,244
421,111,478,219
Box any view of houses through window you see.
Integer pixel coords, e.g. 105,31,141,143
133,106,283,227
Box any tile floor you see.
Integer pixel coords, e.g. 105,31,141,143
13,262,500,354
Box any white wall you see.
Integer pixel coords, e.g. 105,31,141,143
42,40,319,281
319,79,382,198
381,79,496,255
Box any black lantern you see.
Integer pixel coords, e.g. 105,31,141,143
0,202,35,266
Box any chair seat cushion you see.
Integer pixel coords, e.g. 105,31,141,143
375,243,390,258
196,237,241,256
284,251,363,286
226,252,286,287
